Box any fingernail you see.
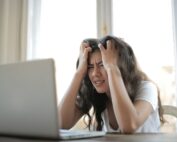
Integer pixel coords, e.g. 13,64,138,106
98,43,101,48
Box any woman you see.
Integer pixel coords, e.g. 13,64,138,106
58,35,164,133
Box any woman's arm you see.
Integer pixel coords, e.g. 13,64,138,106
58,70,85,129
107,66,153,133
99,41,153,133
58,43,92,129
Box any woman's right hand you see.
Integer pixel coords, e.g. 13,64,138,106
77,42,92,75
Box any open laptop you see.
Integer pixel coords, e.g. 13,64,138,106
0,58,105,140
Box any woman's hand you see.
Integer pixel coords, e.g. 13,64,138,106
77,42,92,75
99,40,118,71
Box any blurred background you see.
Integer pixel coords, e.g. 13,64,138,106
0,0,177,132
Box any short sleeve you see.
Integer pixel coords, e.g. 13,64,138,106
134,81,158,110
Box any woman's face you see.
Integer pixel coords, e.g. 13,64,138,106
88,50,109,94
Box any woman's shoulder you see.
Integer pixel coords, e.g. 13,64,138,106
140,80,156,85
136,80,159,110
139,81,158,91
137,80,158,97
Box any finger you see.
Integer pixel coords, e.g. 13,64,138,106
106,40,112,49
85,46,92,52
80,42,89,50
98,43,105,51
83,46,92,57
80,43,85,52
110,39,117,50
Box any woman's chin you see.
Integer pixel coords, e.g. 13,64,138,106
95,88,106,94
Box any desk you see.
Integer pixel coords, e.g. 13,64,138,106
0,133,177,142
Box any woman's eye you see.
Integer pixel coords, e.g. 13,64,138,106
88,66,94,70
99,63,104,67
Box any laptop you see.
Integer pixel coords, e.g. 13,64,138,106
0,58,105,140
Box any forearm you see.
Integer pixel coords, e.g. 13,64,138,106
58,71,84,129
107,66,139,133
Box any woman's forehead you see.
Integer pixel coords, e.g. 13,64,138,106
88,51,102,63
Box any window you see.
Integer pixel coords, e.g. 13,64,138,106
113,0,176,106
29,0,176,108
28,0,177,132
29,0,96,102
113,0,176,132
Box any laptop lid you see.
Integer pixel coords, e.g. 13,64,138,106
0,58,59,139
0,58,106,140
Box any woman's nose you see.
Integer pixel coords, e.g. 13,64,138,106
92,66,101,76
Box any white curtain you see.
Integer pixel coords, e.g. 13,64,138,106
0,0,28,64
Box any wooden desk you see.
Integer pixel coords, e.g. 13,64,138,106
0,133,177,142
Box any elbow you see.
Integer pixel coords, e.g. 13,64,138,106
58,111,72,129
59,120,74,130
120,122,139,134
60,125,72,130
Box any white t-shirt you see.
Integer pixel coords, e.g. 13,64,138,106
102,81,161,133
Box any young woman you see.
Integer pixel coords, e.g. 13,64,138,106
58,35,164,133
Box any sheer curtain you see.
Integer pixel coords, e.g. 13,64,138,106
0,0,28,64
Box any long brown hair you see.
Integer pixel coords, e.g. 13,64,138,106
75,35,164,131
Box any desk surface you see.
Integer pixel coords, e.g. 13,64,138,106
0,133,177,142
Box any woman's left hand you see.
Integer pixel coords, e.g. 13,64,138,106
99,40,118,71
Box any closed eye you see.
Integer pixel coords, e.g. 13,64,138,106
88,61,104,70
98,61,104,67
88,64,94,70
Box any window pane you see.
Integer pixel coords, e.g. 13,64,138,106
32,0,96,102
113,0,175,104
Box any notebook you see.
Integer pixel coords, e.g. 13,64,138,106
0,58,105,140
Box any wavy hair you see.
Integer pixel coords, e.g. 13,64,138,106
75,35,164,131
